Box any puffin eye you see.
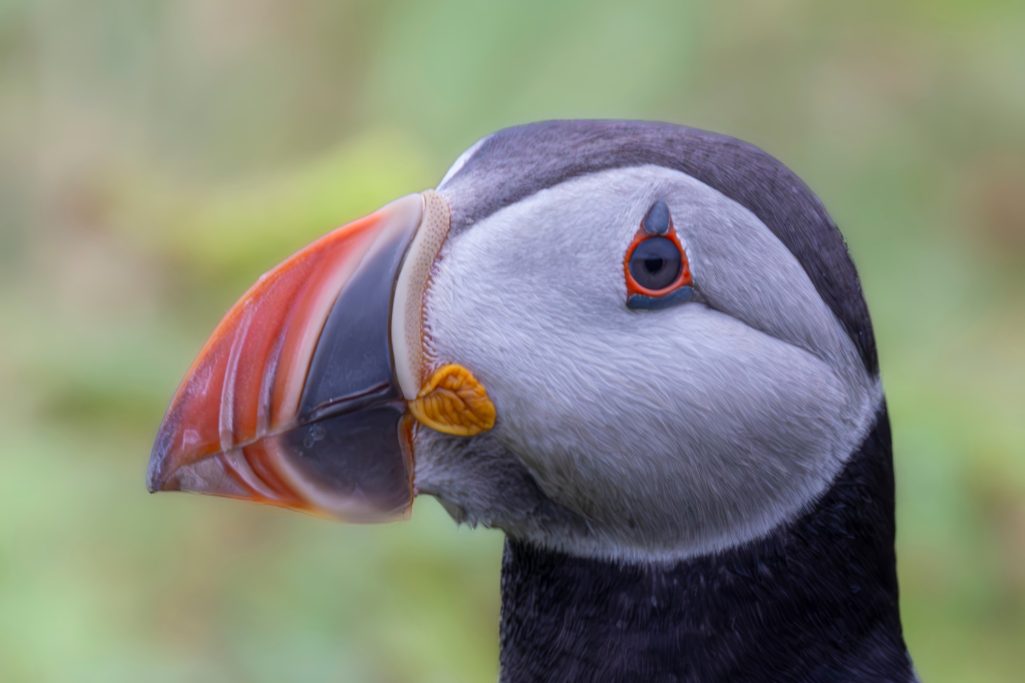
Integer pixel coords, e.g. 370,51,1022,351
624,201,694,310
629,237,681,291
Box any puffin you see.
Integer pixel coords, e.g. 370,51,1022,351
147,120,917,682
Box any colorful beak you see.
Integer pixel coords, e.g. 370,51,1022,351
147,192,449,522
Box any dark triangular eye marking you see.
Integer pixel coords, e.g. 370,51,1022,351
624,201,694,311
641,200,671,235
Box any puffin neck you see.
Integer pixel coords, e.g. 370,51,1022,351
498,406,914,683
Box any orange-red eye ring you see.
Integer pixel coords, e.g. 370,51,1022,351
624,229,692,298
624,201,695,310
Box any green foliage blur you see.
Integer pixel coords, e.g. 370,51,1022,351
1,1,1023,681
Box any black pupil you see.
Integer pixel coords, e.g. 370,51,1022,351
629,237,681,291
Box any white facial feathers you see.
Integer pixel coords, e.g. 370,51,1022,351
418,165,879,561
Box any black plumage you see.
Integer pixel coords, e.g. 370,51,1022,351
499,407,912,682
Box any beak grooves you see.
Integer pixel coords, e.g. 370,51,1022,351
147,195,424,507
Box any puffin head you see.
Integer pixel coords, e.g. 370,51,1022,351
148,120,881,561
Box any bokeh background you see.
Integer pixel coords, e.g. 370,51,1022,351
2,1,1023,681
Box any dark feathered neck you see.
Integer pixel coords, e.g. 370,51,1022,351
498,407,914,683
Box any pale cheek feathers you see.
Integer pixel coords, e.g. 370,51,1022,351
447,305,875,559
421,167,879,560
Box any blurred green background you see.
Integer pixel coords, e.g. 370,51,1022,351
1,1,1023,681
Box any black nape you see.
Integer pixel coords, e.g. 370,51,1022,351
498,406,913,683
